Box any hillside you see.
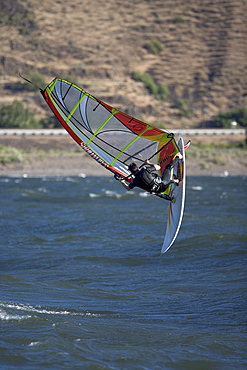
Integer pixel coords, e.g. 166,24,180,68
0,0,246,129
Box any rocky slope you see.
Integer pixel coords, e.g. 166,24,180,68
0,0,246,128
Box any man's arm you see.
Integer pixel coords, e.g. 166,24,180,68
144,159,161,171
119,178,131,191
114,174,132,190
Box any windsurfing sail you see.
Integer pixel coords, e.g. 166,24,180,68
41,78,179,180
41,78,186,252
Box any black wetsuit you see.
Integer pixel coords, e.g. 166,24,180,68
129,165,172,193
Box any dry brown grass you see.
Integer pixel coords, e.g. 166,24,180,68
0,134,246,177
0,0,246,128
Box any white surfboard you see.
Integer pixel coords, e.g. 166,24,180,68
161,137,186,254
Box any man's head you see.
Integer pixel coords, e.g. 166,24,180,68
128,162,139,175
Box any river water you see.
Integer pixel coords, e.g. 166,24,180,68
0,175,246,369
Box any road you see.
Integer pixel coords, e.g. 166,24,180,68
0,128,245,136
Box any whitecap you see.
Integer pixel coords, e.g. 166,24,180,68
139,192,150,197
0,308,31,321
220,170,229,177
104,190,122,199
78,173,86,178
0,302,102,318
192,186,203,191
89,193,100,198
28,341,41,347
38,187,49,193
220,191,228,199
65,177,76,182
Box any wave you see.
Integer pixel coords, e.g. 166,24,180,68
0,307,32,321
0,301,117,321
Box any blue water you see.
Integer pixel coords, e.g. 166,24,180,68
0,175,246,369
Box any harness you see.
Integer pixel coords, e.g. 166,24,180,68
131,166,161,192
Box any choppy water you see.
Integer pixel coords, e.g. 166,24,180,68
0,175,246,369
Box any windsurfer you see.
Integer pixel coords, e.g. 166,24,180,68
116,153,183,194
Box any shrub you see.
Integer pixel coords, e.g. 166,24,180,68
141,74,159,95
22,72,47,91
39,116,61,129
0,1,36,33
132,72,170,101
5,72,47,93
0,100,40,128
132,72,158,95
174,99,193,118
211,107,247,128
0,145,23,164
145,40,163,55
174,16,184,23
0,12,8,24
158,84,170,101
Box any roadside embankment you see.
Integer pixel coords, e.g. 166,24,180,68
0,131,246,177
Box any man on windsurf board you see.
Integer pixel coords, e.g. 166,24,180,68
116,153,183,196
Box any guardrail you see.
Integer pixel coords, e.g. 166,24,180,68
0,129,68,136
0,128,245,136
172,128,246,136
